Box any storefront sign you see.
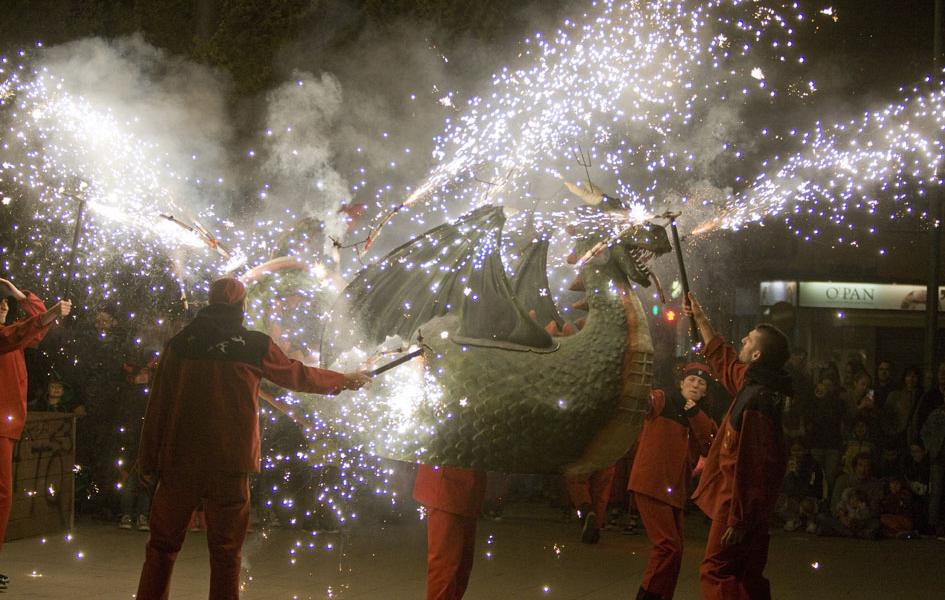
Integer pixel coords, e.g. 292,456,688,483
797,281,945,311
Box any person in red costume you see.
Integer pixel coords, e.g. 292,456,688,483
135,277,371,600
0,278,71,591
413,464,487,600
629,362,718,600
684,292,791,600
565,465,616,544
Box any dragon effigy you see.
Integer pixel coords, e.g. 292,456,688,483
320,188,672,475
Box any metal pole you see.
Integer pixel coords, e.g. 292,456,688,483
668,216,699,348
64,199,85,302
925,0,944,385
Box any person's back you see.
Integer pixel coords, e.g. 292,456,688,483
149,303,299,473
136,278,369,600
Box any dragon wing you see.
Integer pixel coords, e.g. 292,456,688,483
510,237,565,330
320,205,553,366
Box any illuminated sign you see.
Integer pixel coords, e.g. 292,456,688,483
796,282,945,311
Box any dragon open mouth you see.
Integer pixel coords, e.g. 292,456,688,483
629,248,665,302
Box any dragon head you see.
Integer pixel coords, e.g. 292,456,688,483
565,182,672,292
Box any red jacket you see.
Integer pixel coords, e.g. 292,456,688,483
691,336,789,530
0,292,48,440
413,464,486,518
628,388,716,508
138,303,349,475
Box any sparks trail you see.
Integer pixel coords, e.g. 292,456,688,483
693,72,945,242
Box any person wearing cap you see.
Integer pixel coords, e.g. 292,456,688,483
0,277,71,590
135,277,371,600
685,292,792,600
628,362,718,600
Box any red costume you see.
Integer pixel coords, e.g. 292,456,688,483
628,377,716,600
565,466,616,541
692,336,789,600
136,278,350,600
413,464,486,600
0,292,48,549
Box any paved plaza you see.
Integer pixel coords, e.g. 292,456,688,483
2,503,942,599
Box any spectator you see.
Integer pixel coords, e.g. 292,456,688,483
804,372,845,493
844,372,880,441
879,477,917,539
901,444,931,532
910,361,945,446
117,338,160,532
841,355,867,398
873,360,895,410
816,452,882,539
841,418,876,477
920,400,945,536
778,442,825,533
883,366,922,448
37,375,84,415
784,348,814,444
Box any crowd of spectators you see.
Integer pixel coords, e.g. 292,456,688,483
24,304,176,531
774,352,945,540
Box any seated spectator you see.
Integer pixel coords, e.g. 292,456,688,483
815,452,882,539
879,477,917,539
841,418,876,476
876,446,902,479
777,442,825,533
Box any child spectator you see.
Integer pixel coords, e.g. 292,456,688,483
818,452,883,539
879,477,916,539
778,442,825,533
38,376,84,415
841,418,876,476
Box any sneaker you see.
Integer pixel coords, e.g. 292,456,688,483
137,515,150,531
0,573,8,589
119,515,133,530
622,524,639,535
805,521,818,534
783,519,800,532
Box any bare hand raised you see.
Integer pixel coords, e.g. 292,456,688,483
342,370,372,391
41,299,72,325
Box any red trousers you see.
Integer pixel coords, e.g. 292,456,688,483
136,471,250,600
564,466,615,529
636,493,684,599
425,507,478,600
0,437,13,550
700,517,772,600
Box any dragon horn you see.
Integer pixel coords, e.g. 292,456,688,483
564,180,605,205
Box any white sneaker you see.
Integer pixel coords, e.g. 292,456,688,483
805,521,818,534
119,515,133,530
137,515,150,531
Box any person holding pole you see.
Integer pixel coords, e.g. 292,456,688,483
684,292,791,600
0,278,71,590
135,277,370,600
